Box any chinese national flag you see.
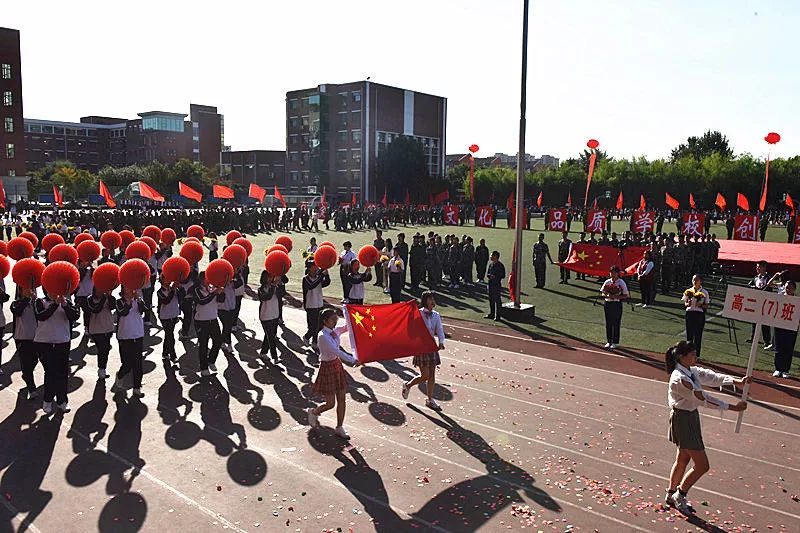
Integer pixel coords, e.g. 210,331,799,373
138,181,164,202
689,193,697,209
99,180,116,208
559,243,647,277
0,178,6,209
274,185,287,208
53,185,63,208
639,194,646,211
615,191,623,210
715,192,726,211
737,193,749,211
213,184,234,199
179,181,202,202
343,301,438,363
665,192,680,210
249,183,266,202
536,191,543,208
786,193,795,215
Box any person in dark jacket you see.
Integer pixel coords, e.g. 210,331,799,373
409,234,427,290
302,260,331,345
34,292,80,413
395,233,409,288
485,251,505,321
474,239,489,283
460,237,475,286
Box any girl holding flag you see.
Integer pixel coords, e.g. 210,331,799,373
402,291,446,411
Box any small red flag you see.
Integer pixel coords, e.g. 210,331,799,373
0,178,7,209
715,192,726,211
737,193,750,211
99,179,116,208
213,184,234,199
53,185,63,208
665,193,680,210
274,185,287,208
760,156,771,212
615,191,623,210
433,190,450,205
381,187,388,207
592,197,597,210
567,192,572,206
351,192,357,206
344,301,438,363
138,181,164,202
786,193,795,215
536,191,543,208
179,181,202,202
248,183,266,203
689,193,697,210
639,194,646,211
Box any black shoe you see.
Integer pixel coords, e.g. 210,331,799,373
485,314,494,319
494,317,502,322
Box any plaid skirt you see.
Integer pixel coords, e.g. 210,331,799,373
312,358,349,396
413,352,441,370
668,408,705,450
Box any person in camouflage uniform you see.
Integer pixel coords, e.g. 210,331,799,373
447,236,462,288
673,234,687,290
425,237,442,290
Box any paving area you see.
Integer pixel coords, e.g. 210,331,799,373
0,293,798,532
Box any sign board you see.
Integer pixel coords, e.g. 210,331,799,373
733,215,758,241
682,213,705,237
721,285,800,330
547,208,568,231
584,209,607,233
475,206,493,227
631,211,655,233
442,205,460,225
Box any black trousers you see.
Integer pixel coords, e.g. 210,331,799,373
76,296,91,330
234,295,243,325
340,271,351,300
475,261,487,281
142,287,154,323
410,263,424,288
38,342,70,405
774,328,797,373
534,262,546,287
180,300,194,336
195,319,221,370
91,332,112,370
559,266,571,282
261,319,279,358
161,318,177,360
639,278,653,305
304,308,321,341
117,337,144,389
219,309,236,345
389,272,404,303
751,323,772,345
661,265,673,294
16,339,38,392
603,301,623,344
488,288,502,319
685,311,706,358
461,263,473,284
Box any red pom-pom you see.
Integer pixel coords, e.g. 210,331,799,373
140,236,158,255
162,256,190,284
125,240,151,261
357,245,380,267
180,241,204,265
267,244,288,255
142,225,162,242
587,139,600,149
0,241,6,256
222,244,247,270
206,259,234,288
19,231,39,248
0,255,10,279
318,241,336,251
42,261,80,297
233,237,253,257
92,262,120,293
226,230,243,246
74,233,95,246
187,225,205,241
119,230,136,250
48,243,79,265
264,250,291,277
275,235,293,252
77,240,102,263
41,233,65,253
7,237,34,260
184,236,201,244
314,245,338,270
12,258,45,289
100,230,122,250
119,258,150,290
161,228,177,245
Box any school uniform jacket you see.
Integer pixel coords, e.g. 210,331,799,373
157,287,181,320
117,297,146,340
87,293,116,335
302,272,330,309
192,284,219,321
347,270,372,300
33,297,80,344
11,296,37,341
258,284,280,321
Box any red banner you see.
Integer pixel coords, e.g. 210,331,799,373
274,185,287,208
344,301,438,363
559,243,648,277
682,213,705,237
547,208,568,232
475,206,494,227
509,208,528,229
733,214,759,241
179,181,202,202
443,205,460,225
631,211,655,234
99,179,116,208
584,209,607,233
139,181,165,202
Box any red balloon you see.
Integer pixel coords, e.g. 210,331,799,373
125,240,152,261
0,241,6,256
140,236,158,255
275,235,293,252
48,243,79,265
161,228,177,245
187,225,205,241
119,230,136,250
318,241,336,251
12,258,45,289
73,232,95,246
267,244,288,255
162,256,191,284
77,240,102,263
0,255,9,279
41,233,65,253
226,230,243,246
142,225,162,242
42,261,80,297
469,144,479,153
587,139,600,149
264,250,291,277
92,262,120,293
222,244,247,270
100,230,122,250
357,244,380,267
19,231,38,248
7,237,34,260
206,258,234,288
314,245,337,270
233,237,253,257
119,258,150,290
765,132,781,144
179,241,204,265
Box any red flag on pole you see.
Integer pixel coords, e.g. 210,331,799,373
343,301,438,363
689,193,697,209
715,192,726,211
433,190,450,205
737,193,749,211
567,192,572,206
469,154,475,201
639,194,646,211
53,185,63,208
665,193,680,210
760,160,770,212
99,180,116,208
321,186,327,207
248,183,266,202
506,191,514,210
213,184,234,199
179,181,202,202
351,192,357,206
0,178,7,209
536,191,543,208
381,187,388,207
592,197,597,210
274,185,287,208
138,182,164,202
786,193,795,215
584,152,597,208
615,191,623,210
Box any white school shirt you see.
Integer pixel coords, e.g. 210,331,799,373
259,286,280,321
193,286,219,321
34,300,71,344
600,278,629,302
668,363,733,412
76,268,94,297
220,281,236,311
388,257,404,273
158,288,181,320
117,298,145,340
348,275,366,300
13,298,37,340
88,295,115,334
340,249,355,266
683,287,710,313
317,325,356,364
420,308,445,345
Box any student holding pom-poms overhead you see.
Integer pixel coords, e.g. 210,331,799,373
11,258,45,399
112,259,149,398
88,262,120,379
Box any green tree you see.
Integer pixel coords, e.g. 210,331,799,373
670,130,733,161
376,136,428,202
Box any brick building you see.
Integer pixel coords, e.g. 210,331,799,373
220,150,286,188
0,28,26,183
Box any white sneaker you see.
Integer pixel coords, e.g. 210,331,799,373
57,402,71,413
773,370,782,377
764,344,773,351
208,363,218,373
426,399,442,411
641,304,649,309
42,401,54,414
401,383,410,400
668,491,692,515
782,372,791,379
98,368,108,379
201,369,212,377
603,342,612,349
635,303,644,307
609,344,618,350
306,408,319,428
334,426,350,440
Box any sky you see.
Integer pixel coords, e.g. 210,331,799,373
5,0,799,161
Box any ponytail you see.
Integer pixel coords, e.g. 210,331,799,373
665,340,696,374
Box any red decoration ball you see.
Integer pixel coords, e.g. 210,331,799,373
19,231,39,248
469,144,480,153
266,244,288,255
275,236,293,253
184,236,201,244
92,262,120,293
233,237,253,257
119,230,136,250
140,236,158,255
77,240,102,263
161,228,177,245
187,225,205,241
162,256,191,284
100,230,122,251
222,244,247,270
125,240,152,261
179,241,204,265
226,230,243,246
142,225,162,242
587,139,600,149
119,258,150,290
206,258,234,288
74,232,95,246
48,243,79,265
0,255,10,279
7,237,34,261
0,241,6,256
314,245,337,270
765,132,781,144
357,245,380,267
318,241,336,251
264,250,291,277
41,233,65,253
42,261,80,297
12,258,45,289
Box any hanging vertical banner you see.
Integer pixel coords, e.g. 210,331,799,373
682,213,705,237
585,209,607,233
547,208,568,231
509,208,528,229
733,214,759,241
475,206,494,227
583,139,600,207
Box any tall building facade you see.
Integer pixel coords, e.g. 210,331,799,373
220,150,286,187
0,28,25,179
285,81,446,203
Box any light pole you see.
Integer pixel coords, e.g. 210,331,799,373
512,0,529,307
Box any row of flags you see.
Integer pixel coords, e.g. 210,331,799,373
97,181,290,209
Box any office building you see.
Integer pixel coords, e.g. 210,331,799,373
220,150,286,188
0,28,25,181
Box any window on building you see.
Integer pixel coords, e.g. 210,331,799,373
352,130,361,144
338,131,348,144
290,171,299,182
340,93,348,107
7,170,15,177
290,152,299,162
301,134,310,145
290,134,299,145
290,117,300,129
337,150,348,167
302,171,310,182
5,143,15,159
2,91,11,106
340,115,348,129
352,91,361,103
1,64,10,79
302,116,309,128
352,149,361,165
352,170,361,183
52,126,62,134
289,99,299,111
4,117,13,133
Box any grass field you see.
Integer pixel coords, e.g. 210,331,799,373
236,218,796,374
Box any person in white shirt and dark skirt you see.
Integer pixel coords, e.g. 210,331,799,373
87,287,116,379
0,279,8,376
112,286,147,398
664,340,748,515
683,274,710,359
157,279,181,366
600,265,629,350
34,293,80,414
402,291,446,411
302,259,330,346
388,248,405,303
347,260,372,305
192,272,223,376
11,286,39,399
306,308,358,440
258,270,281,362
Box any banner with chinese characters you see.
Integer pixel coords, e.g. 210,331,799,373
733,214,759,241
681,213,705,237
630,211,655,234
475,206,494,228
722,285,800,330
547,208,568,232
584,209,607,234
442,205,460,225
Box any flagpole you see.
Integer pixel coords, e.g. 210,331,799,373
513,0,529,307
